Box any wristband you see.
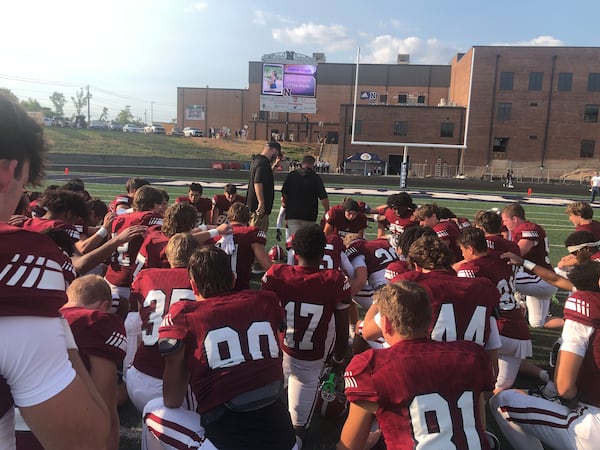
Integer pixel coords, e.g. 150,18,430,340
523,260,536,271
208,228,219,239
61,317,78,350
96,226,108,238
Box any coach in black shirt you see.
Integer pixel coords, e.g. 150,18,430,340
247,141,282,232
282,155,329,235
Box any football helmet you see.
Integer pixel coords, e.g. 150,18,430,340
268,245,286,262
315,365,348,419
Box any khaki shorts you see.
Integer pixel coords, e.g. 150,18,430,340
250,212,270,233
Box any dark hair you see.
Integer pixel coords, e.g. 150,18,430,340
162,202,197,237
376,281,431,337
158,188,170,203
227,202,250,224
224,183,237,195
387,192,415,211
565,230,597,247
292,224,326,261
567,260,600,292
39,188,90,223
457,227,488,254
408,235,453,270
133,185,164,212
0,94,47,186
301,155,315,165
473,210,502,234
189,246,234,297
398,226,437,256
343,198,359,212
125,177,149,194
88,199,108,221
437,206,457,220
189,183,203,194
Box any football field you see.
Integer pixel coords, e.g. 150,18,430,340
46,170,585,450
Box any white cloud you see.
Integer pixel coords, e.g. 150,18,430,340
185,2,208,12
493,35,565,46
272,23,355,52
362,35,460,65
253,10,293,25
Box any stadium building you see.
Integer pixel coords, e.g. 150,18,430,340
177,47,600,179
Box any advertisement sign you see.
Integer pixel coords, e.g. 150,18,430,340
261,63,317,97
185,105,205,120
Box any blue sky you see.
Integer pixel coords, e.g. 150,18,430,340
2,0,598,122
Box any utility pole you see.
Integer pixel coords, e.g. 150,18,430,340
86,85,90,124
150,101,155,124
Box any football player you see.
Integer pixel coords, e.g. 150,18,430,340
457,227,531,392
414,203,462,262
491,260,600,450
373,192,418,238
176,182,212,227
147,246,297,450
0,94,110,448
262,224,351,443
323,198,368,238
565,201,600,239
339,282,495,450
108,177,149,215
216,202,271,291
211,183,246,225
501,202,558,328
127,233,200,413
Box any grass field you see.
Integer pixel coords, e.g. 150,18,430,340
53,171,576,450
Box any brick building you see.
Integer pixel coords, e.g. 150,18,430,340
177,46,600,177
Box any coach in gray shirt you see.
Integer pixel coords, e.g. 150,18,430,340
281,155,329,235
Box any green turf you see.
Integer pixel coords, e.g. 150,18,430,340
50,172,573,449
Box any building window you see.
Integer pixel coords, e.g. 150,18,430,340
269,111,278,120
496,103,512,121
258,111,267,120
440,122,455,138
417,95,426,104
397,94,408,104
558,72,573,91
393,121,408,136
529,72,543,91
581,140,595,158
584,104,599,123
499,72,514,90
380,95,388,104
588,73,600,92
493,137,509,152
350,120,362,135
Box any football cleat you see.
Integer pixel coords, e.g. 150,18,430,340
268,245,286,262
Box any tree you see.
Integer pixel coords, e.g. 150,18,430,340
49,92,66,116
115,106,133,125
99,107,108,122
0,88,18,103
71,87,91,116
20,98,42,112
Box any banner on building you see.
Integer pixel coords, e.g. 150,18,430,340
185,105,205,120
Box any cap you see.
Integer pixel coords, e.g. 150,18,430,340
266,141,282,153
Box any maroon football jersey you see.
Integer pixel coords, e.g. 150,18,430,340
562,290,600,407
576,221,600,240
176,196,212,226
324,205,368,237
393,270,499,347
131,267,195,379
382,208,417,235
433,220,461,262
216,224,267,291
385,258,411,281
511,220,553,270
108,193,131,213
22,217,81,242
0,223,74,317
158,290,285,413
322,234,345,270
457,255,530,340
60,306,126,371
212,194,246,224
344,339,494,450
485,234,520,257
134,227,169,279
261,264,351,360
346,238,399,289
105,211,163,287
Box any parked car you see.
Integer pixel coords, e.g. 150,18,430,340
43,117,53,127
109,122,121,131
183,127,203,137
52,116,71,127
170,127,184,137
88,120,107,130
123,123,140,133
144,124,166,135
